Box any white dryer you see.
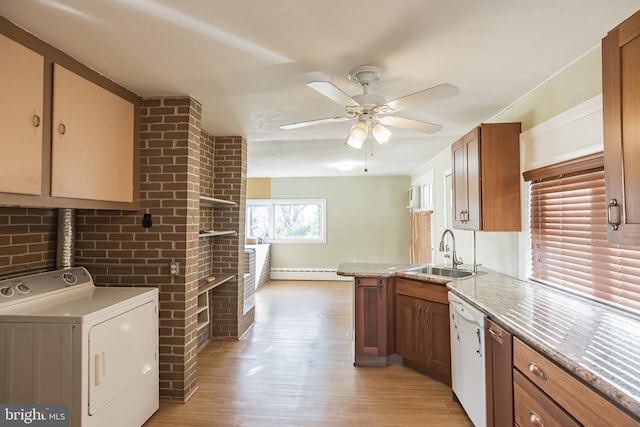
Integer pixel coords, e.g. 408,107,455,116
0,267,159,427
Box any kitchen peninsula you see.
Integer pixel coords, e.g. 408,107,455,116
337,262,640,426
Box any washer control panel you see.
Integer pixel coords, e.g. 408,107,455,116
0,267,93,308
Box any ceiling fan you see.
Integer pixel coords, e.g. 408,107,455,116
280,65,459,148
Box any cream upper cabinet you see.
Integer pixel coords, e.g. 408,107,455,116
0,33,44,196
52,64,135,203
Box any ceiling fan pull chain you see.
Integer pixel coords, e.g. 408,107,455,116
363,141,369,172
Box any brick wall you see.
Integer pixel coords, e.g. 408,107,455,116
210,136,252,338
0,208,57,278
0,97,249,401
75,97,201,401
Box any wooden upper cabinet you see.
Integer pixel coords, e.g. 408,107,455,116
451,123,521,231
52,64,135,203
603,10,640,245
0,33,44,196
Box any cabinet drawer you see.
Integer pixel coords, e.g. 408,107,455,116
513,338,638,426
395,278,448,304
355,277,383,287
514,370,579,427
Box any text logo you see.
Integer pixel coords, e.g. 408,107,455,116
0,405,69,427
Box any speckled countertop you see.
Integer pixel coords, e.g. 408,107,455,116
337,262,640,418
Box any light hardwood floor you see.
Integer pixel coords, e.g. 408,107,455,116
144,280,472,426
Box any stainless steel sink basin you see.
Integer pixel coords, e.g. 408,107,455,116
404,265,474,279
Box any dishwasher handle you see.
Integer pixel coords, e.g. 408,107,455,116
449,300,476,323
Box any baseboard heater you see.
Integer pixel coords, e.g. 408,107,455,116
270,268,351,281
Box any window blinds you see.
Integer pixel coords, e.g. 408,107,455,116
528,157,640,315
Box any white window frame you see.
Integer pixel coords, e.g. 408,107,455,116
246,199,327,244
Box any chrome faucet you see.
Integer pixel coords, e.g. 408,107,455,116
439,229,463,268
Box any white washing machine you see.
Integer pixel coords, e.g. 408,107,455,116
0,267,159,427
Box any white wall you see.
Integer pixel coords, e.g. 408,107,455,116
411,46,604,279
268,176,411,269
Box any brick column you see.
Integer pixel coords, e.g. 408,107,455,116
210,136,252,338
75,97,201,401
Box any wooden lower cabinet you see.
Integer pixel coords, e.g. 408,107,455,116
513,370,579,427
513,338,639,426
395,278,451,385
353,277,395,366
485,319,513,427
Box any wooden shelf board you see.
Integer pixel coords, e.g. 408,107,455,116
199,195,236,207
199,230,236,238
197,320,210,331
198,274,235,294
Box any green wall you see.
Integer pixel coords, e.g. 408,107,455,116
268,176,411,269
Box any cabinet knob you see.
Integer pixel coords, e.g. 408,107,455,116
32,114,41,128
58,122,67,135
606,199,620,231
529,411,545,427
528,362,548,380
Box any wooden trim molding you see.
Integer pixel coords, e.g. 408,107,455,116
522,152,604,182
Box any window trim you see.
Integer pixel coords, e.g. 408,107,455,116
246,198,327,244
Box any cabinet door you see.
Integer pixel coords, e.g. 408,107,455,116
0,34,44,196
464,129,481,230
52,64,134,203
395,294,421,362
354,277,388,360
603,11,640,244
451,137,467,229
423,301,451,383
452,128,481,230
485,319,513,427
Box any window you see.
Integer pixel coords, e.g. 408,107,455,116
524,152,640,315
246,199,326,243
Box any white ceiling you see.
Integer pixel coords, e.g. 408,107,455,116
1,1,637,178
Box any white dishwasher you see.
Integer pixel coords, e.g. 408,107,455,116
448,291,486,427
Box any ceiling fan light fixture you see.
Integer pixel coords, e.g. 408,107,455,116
349,120,369,141
372,123,391,144
346,135,364,149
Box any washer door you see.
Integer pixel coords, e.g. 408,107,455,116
88,301,156,415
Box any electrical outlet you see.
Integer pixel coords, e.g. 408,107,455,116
169,261,180,276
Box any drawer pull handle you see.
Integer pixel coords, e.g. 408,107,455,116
32,114,41,128
488,328,503,339
528,362,548,380
529,411,545,427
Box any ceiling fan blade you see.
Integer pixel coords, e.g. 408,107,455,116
378,116,443,134
307,81,361,107
385,83,459,113
280,116,352,130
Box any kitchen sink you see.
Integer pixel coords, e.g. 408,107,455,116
403,265,474,279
